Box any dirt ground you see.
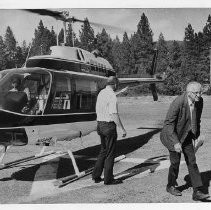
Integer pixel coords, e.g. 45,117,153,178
0,95,211,207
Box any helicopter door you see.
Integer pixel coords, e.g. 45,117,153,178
75,78,97,112
50,73,72,113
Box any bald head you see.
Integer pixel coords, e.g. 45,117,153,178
186,81,202,102
106,76,118,91
106,76,118,85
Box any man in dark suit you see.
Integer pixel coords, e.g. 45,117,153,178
160,81,210,201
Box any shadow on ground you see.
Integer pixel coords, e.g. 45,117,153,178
75,128,162,158
6,128,161,182
115,154,169,180
177,170,211,202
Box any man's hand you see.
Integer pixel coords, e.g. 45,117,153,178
122,129,127,138
194,135,205,153
174,143,182,153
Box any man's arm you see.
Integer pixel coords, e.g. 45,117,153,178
112,113,127,137
164,98,182,152
109,93,127,137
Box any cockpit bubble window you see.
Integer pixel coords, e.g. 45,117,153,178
0,69,51,115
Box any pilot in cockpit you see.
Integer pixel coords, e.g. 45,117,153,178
10,77,31,100
4,77,28,113
9,77,22,92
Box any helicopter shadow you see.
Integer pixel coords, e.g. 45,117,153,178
74,128,162,158
9,128,162,182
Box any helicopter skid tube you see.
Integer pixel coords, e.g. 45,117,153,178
0,150,55,170
54,155,126,187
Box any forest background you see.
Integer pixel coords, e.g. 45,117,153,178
0,12,211,96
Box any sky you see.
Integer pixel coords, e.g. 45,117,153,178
0,1,211,46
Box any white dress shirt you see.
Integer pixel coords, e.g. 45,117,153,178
188,97,195,121
96,86,117,122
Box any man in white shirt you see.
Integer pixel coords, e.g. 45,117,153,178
92,76,127,185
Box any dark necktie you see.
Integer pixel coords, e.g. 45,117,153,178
191,103,197,135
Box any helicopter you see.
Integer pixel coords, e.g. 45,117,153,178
0,9,165,170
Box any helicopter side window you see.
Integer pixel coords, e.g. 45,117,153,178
80,50,85,60
51,75,72,111
76,50,81,61
75,79,97,111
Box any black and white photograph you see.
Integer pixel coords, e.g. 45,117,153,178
0,0,211,207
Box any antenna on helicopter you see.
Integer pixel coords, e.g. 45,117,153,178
61,10,75,47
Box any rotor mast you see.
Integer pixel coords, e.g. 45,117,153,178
62,10,74,47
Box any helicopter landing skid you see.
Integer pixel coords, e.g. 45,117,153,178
0,145,55,170
54,154,126,187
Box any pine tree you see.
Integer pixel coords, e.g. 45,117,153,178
182,24,197,83
164,41,183,95
111,36,122,74
30,20,45,56
168,40,182,69
79,18,96,52
184,24,196,56
30,20,56,56
131,13,154,75
130,33,139,73
120,32,134,74
0,36,6,70
137,13,153,43
4,26,16,51
4,26,17,68
58,28,64,45
203,14,211,47
96,28,113,65
156,33,168,73
182,23,208,84
15,46,24,67
49,26,57,47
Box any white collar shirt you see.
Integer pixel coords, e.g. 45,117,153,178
96,86,117,122
188,96,195,121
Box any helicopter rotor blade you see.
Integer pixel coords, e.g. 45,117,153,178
23,9,66,21
23,9,133,34
69,17,85,23
89,22,132,34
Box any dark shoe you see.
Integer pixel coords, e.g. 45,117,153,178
166,186,182,196
192,190,210,201
92,177,103,183
104,179,123,185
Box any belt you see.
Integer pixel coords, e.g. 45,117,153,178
97,121,115,124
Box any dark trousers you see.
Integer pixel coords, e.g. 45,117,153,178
167,132,202,190
92,121,117,184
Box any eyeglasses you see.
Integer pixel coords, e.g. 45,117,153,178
191,91,202,95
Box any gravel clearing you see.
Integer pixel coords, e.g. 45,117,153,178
0,95,210,205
